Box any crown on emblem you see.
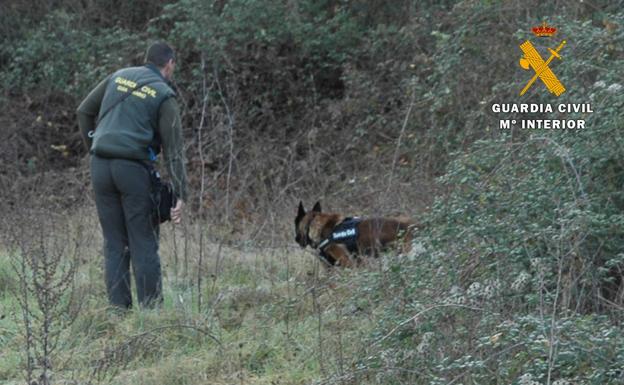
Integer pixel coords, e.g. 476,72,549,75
532,21,557,37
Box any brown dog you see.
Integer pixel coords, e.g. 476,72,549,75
295,201,414,267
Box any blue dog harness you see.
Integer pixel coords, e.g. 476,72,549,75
318,217,361,265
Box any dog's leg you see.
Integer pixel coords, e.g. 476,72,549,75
325,244,352,267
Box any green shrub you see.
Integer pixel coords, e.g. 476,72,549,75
338,7,624,385
0,10,140,96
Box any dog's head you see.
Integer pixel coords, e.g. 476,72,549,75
295,201,321,248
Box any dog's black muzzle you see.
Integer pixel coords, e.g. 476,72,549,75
295,233,307,248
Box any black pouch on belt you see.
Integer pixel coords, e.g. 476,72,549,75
141,162,177,223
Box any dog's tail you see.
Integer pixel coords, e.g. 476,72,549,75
393,215,413,225
393,216,424,254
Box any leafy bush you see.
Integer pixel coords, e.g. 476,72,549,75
1,10,141,95
346,8,624,385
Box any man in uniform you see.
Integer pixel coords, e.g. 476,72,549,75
77,41,188,309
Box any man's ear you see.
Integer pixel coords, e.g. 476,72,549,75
164,58,176,78
312,201,321,213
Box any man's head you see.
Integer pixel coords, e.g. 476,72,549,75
145,41,176,80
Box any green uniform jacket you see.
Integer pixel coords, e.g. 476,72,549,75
77,64,188,201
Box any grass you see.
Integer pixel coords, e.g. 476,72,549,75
3,210,623,384
0,211,379,385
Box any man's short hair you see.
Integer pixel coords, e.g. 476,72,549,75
145,42,175,68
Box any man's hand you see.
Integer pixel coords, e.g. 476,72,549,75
171,200,184,224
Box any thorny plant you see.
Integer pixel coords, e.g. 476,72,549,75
3,202,84,385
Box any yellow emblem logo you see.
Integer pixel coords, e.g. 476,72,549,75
519,22,566,96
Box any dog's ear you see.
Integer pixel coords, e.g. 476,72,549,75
296,201,306,223
312,201,322,213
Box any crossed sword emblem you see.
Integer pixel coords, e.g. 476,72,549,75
519,40,566,96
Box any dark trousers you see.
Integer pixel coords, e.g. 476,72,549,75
90,155,162,308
